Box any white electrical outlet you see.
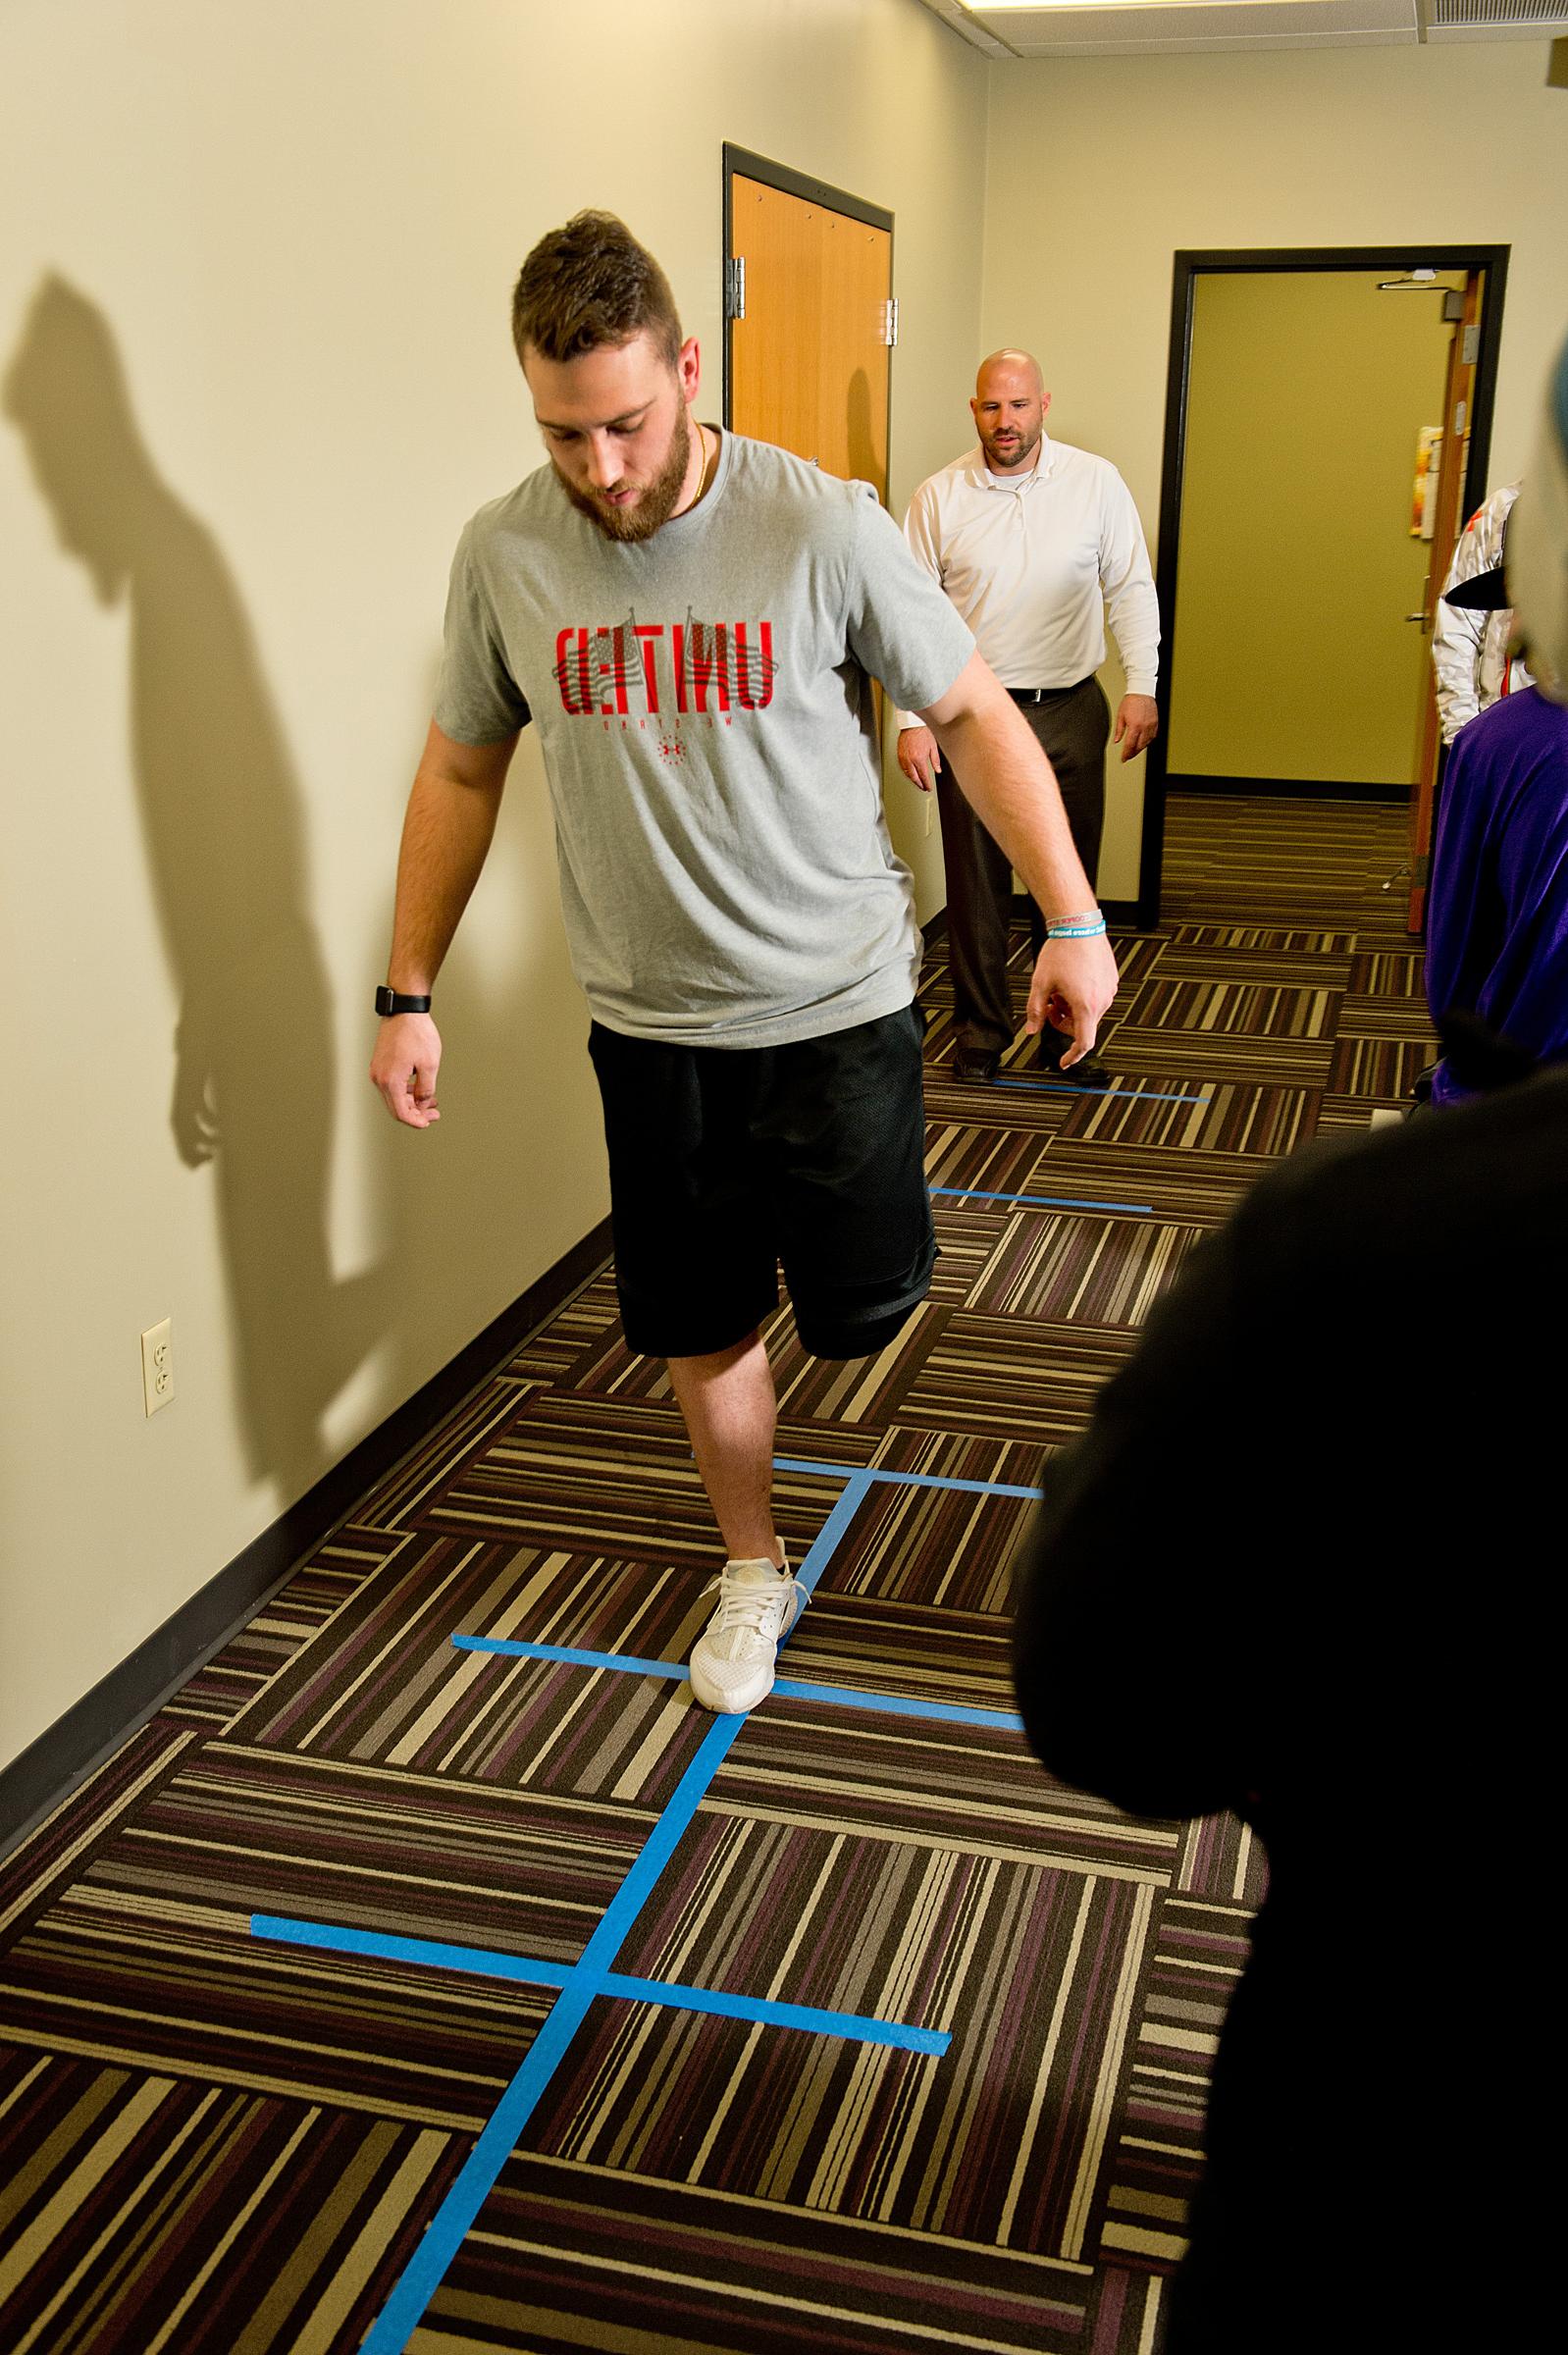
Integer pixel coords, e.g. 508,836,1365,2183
141,1318,174,1416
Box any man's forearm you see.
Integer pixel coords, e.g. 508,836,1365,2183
387,748,508,992
929,695,1097,917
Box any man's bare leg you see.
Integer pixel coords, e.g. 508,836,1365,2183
666,1332,782,1564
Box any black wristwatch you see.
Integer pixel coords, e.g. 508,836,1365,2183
374,986,432,1017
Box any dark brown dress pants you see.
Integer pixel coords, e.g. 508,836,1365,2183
935,675,1111,1056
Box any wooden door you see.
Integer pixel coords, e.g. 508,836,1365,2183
728,174,891,502
1407,270,1486,932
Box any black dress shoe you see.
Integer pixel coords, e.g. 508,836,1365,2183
1036,1043,1112,1087
953,1045,1000,1083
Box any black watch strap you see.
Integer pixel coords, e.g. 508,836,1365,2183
375,986,432,1018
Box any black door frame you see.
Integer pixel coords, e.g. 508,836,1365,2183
720,142,894,469
1138,242,1510,930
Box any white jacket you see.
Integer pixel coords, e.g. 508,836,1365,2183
1432,483,1532,743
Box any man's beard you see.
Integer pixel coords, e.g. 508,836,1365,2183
981,419,1041,472
558,405,694,544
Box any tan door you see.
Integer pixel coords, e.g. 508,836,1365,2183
728,175,891,501
1407,270,1486,933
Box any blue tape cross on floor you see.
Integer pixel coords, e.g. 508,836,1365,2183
248,1452,1033,2355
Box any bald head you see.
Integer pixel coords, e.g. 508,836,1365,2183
976,349,1044,398
971,349,1050,475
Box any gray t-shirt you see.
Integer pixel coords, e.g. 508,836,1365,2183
434,431,974,1047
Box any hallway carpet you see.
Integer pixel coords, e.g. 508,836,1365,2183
0,796,1426,2354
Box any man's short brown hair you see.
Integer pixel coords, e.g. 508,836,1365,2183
511,211,683,370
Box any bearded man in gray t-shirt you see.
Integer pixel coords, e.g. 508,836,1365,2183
372,211,1118,1716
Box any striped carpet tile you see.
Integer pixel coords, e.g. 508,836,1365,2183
160,1553,371,1730
1026,1137,1278,1225
0,1867,544,2126
552,1856,1158,2257
0,2051,467,2355
928,1205,1011,1303
221,1538,725,1806
1172,1809,1269,1910
1172,922,1357,955
414,1411,845,1560
866,1426,1047,1492
925,1121,1071,1199
1094,1899,1253,2283
1337,993,1439,1041
966,1210,1204,1328
1055,1079,1318,1156
1086,2267,1171,2355
1347,947,1426,997
774,1595,1019,1714
685,1705,1176,1884
1326,1033,1437,1098
504,1271,623,1385
896,1315,1139,1445
811,1478,1032,1612
1153,944,1355,989
1124,975,1341,1040
0,1721,195,1950
68,1738,643,1965
421,2154,1098,2354
1086,1029,1334,1088
923,1069,1076,1127
360,1379,535,1530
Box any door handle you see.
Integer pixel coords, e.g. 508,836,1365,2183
1404,611,1431,625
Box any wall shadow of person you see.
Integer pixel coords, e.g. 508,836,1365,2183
4,276,385,1500
845,364,884,500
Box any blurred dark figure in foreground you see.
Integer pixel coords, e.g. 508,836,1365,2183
1015,339,1568,2349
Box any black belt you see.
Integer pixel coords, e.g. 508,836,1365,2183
1008,677,1095,704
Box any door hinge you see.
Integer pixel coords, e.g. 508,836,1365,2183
1453,398,1468,438
1462,324,1481,366
1413,854,1431,888
880,296,899,348
724,256,746,322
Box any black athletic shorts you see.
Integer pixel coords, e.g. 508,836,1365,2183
587,1003,935,1361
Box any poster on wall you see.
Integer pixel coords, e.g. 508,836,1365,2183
1411,427,1441,541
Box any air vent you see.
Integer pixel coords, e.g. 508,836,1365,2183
1431,0,1568,23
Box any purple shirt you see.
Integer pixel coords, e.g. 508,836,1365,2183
1425,687,1568,1105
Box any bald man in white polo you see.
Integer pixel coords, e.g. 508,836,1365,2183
898,351,1160,1085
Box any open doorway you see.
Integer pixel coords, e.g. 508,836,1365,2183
1138,244,1508,932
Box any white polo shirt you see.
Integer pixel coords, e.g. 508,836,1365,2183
897,434,1159,727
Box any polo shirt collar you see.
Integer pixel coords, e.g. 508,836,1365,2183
975,430,1054,493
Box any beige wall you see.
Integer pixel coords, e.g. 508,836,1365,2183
982,41,1568,894
1171,269,1461,785
0,0,989,1771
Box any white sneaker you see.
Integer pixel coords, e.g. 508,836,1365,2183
688,1551,806,1715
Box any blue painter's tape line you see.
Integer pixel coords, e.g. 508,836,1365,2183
360,1979,601,2355
792,1467,874,1600
249,1914,573,1990
600,1972,949,2054
359,1711,751,2355
578,1712,746,1968
444,1642,1026,1734
992,1078,1207,1105
774,1457,1038,1500
770,1678,1024,1733
248,1918,945,2053
930,1184,1154,1215
450,1633,687,1679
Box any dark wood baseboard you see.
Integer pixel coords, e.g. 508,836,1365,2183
1166,771,1409,805
0,1218,613,1858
